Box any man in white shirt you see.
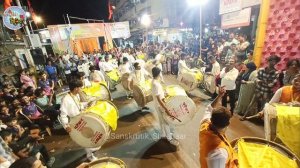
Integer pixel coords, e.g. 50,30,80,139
128,62,152,88
135,59,146,70
62,52,70,62
128,62,152,107
200,87,238,168
220,59,239,114
154,53,164,72
208,56,221,77
151,67,179,146
100,55,117,72
178,53,191,76
224,33,240,47
60,80,98,161
153,54,165,83
77,61,91,78
118,57,131,76
89,66,106,84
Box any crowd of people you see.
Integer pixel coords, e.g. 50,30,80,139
0,31,299,167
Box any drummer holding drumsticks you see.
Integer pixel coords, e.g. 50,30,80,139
151,67,179,146
60,80,99,161
128,62,152,110
199,86,238,168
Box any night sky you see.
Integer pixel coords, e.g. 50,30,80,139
23,0,109,25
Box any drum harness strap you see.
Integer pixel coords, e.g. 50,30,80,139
69,93,82,112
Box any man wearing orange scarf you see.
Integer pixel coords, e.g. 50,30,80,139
199,87,238,168
269,74,300,104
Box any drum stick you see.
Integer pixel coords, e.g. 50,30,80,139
172,116,182,122
245,113,261,120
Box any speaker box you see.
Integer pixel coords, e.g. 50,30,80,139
30,48,46,65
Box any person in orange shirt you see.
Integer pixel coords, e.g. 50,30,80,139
269,73,300,105
199,87,238,168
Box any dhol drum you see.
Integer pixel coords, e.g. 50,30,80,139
132,80,152,107
264,103,277,141
88,157,126,168
161,85,197,125
264,103,300,158
203,74,216,94
105,69,121,86
121,73,133,91
231,137,300,168
82,82,111,101
177,69,204,91
69,101,118,148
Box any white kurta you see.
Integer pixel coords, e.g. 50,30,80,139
151,79,174,140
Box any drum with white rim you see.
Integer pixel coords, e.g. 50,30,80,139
69,101,118,148
121,73,132,91
177,69,204,91
105,69,121,85
203,74,216,94
82,82,111,101
264,103,277,141
161,85,197,125
88,157,127,168
132,81,152,107
264,103,300,147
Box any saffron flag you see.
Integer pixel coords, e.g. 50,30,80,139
27,0,37,23
4,0,12,10
108,1,114,21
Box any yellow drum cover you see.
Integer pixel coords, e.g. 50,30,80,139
231,137,299,168
275,104,300,158
177,69,203,91
132,81,152,107
89,157,127,168
106,69,120,83
162,85,197,125
82,82,111,100
121,73,132,91
137,53,147,61
69,101,118,148
165,85,186,97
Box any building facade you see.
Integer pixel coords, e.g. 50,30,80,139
114,0,186,44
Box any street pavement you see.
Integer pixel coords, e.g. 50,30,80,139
45,74,264,168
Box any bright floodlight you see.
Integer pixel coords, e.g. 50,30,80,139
35,16,42,23
141,14,151,27
187,0,207,6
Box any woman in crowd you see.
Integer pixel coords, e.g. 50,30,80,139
280,59,300,86
19,70,36,90
235,62,258,119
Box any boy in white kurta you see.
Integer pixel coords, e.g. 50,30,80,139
151,67,179,146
